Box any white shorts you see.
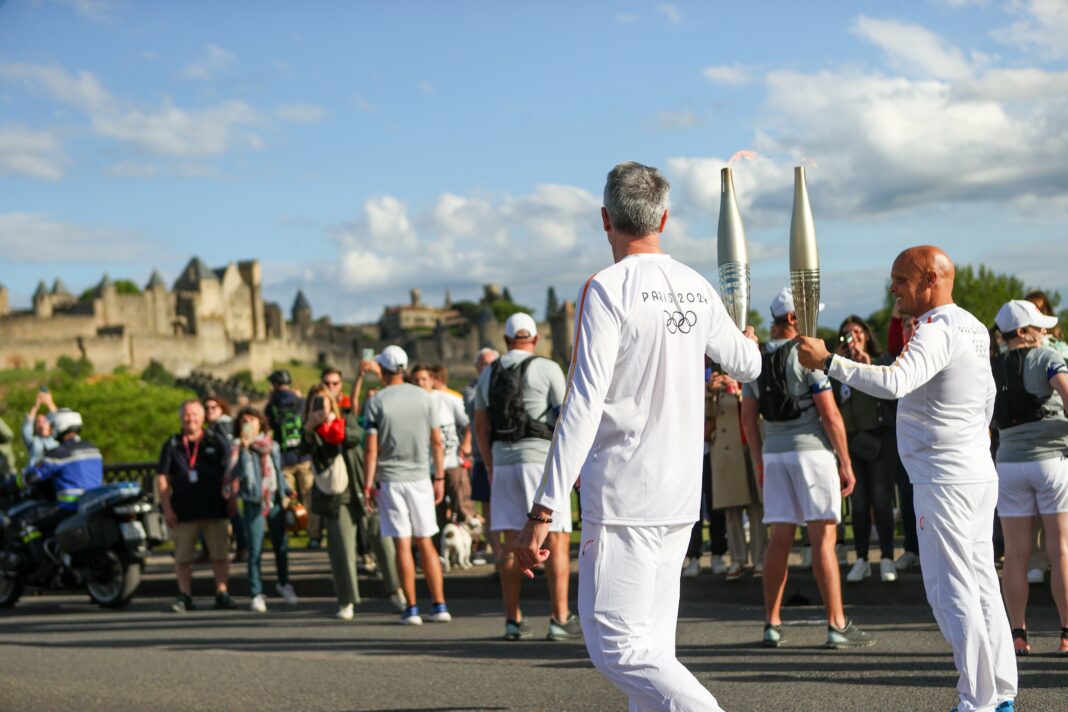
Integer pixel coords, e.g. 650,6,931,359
490,462,572,533
996,457,1068,517
762,449,842,526
378,479,439,539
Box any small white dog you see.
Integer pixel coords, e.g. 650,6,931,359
441,522,473,572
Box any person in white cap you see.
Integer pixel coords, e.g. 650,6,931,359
362,345,452,625
473,311,573,641
795,246,1017,712
512,161,761,711
740,287,874,650
990,300,1068,658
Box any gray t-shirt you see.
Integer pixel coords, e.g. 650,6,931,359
474,350,566,467
364,383,440,483
996,346,1068,463
742,339,833,454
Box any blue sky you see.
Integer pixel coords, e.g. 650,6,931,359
1,0,1067,328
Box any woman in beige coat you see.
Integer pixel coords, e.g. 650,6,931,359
709,372,766,579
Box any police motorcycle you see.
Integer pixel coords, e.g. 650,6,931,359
0,414,167,609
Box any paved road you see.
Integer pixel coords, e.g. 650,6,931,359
1,596,1064,711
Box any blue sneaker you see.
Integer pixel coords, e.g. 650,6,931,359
429,602,451,623
995,702,1015,712
400,605,423,625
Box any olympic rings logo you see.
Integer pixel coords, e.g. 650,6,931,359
664,310,697,334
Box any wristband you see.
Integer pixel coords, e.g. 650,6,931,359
527,512,553,524
433,477,445,481
822,354,835,373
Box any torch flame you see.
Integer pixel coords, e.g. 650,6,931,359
728,150,758,165
800,156,819,168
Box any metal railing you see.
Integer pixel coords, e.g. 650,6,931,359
103,461,159,504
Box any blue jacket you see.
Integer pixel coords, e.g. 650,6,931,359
233,441,288,507
26,437,104,510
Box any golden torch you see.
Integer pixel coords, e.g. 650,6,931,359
789,166,820,337
717,167,749,331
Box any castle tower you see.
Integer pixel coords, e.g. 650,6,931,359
237,260,267,340
51,278,75,308
0,284,9,316
145,269,170,335
292,290,312,339
33,280,52,318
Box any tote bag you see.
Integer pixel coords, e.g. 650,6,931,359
314,453,349,495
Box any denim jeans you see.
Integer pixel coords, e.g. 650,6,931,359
242,502,289,597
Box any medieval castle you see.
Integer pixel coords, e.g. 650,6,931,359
0,258,576,380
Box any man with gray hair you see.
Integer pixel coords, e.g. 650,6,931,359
514,161,761,710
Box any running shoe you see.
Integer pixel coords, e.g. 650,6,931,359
846,558,871,583
1012,628,1031,656
275,582,299,605
879,558,897,582
710,555,728,575
762,623,784,648
250,594,267,613
429,602,452,623
1059,628,1068,657
681,558,700,578
214,591,237,610
504,618,532,641
825,619,875,649
171,594,195,613
894,551,919,571
400,605,423,625
546,614,582,641
725,562,744,581
995,701,1015,711
336,603,354,621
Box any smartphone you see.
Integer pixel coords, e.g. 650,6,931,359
312,396,325,411
362,348,375,362
38,385,49,393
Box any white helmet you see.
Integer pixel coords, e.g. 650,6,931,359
51,408,83,436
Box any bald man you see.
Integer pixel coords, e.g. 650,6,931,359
796,246,1017,712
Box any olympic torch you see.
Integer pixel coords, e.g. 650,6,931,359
717,167,749,331
789,166,820,337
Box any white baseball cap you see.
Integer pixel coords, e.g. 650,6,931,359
769,286,825,318
504,312,538,339
995,300,1059,333
375,345,409,372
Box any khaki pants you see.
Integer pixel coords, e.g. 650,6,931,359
174,519,229,564
438,465,476,527
725,505,766,568
284,460,321,539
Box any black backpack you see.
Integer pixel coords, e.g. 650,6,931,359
487,357,555,443
268,400,304,452
992,348,1053,430
755,342,804,422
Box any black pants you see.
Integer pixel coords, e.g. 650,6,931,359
687,456,727,559
849,429,897,560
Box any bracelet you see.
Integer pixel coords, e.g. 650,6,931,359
433,477,445,481
527,512,553,524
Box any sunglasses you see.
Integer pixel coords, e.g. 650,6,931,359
324,380,342,387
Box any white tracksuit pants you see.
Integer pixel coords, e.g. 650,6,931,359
913,482,1017,712
578,521,725,712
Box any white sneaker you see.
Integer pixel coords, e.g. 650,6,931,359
725,562,744,581
1027,568,1045,584
336,603,354,621
710,555,728,575
893,551,919,571
879,558,897,582
389,589,408,612
250,594,267,613
798,547,812,570
846,558,871,583
275,582,299,606
682,558,700,578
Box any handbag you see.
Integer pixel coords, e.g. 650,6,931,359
314,453,349,495
848,430,883,462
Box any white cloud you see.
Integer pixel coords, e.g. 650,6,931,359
47,0,118,22
852,16,974,80
994,0,1068,58
274,103,327,124
0,61,264,159
0,212,147,262
419,80,434,94
181,44,236,81
352,94,374,113
702,64,753,85
658,3,682,23
0,128,66,180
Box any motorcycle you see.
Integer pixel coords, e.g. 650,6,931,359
0,481,167,609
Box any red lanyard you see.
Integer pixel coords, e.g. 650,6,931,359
183,435,201,469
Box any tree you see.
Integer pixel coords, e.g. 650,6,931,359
746,308,769,343
952,265,1028,327
502,287,514,302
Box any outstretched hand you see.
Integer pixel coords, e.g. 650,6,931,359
794,335,831,371
512,519,551,578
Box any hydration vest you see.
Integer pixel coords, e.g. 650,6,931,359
992,348,1056,429
755,342,805,422
487,357,554,443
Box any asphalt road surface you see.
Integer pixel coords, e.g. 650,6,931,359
1,595,1064,711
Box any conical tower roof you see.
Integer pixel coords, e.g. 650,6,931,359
33,280,49,299
173,257,217,291
51,278,72,296
145,269,166,290
292,290,312,313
